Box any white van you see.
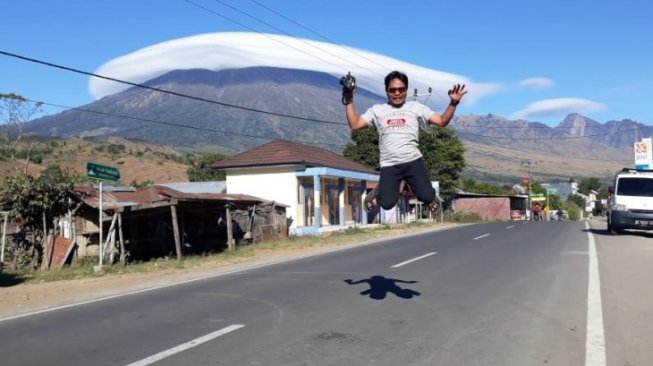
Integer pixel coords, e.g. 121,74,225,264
607,168,653,234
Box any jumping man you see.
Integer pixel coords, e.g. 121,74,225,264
342,70,467,212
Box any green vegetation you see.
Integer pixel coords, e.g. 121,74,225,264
187,152,227,182
0,167,77,270
450,210,483,223
462,178,510,195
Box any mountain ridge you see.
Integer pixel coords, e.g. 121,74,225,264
23,66,645,181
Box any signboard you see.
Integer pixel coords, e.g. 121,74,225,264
634,138,653,170
530,193,545,202
86,162,120,182
547,187,559,195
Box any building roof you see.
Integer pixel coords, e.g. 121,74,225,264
210,139,376,174
74,185,280,212
158,181,226,194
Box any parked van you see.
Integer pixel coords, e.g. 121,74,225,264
607,168,653,234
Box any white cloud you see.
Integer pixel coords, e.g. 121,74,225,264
511,98,605,119
90,32,500,105
518,77,554,88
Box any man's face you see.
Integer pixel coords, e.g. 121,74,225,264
386,78,407,107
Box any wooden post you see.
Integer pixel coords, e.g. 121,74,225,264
170,205,182,260
1,212,8,267
225,204,235,251
41,212,48,270
103,213,118,262
118,213,126,264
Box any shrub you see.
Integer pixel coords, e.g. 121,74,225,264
452,210,483,223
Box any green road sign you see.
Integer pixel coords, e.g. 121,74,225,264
547,187,559,194
87,162,120,181
530,193,545,198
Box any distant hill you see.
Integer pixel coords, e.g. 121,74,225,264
0,137,190,185
23,66,646,182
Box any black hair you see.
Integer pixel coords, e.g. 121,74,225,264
384,71,409,90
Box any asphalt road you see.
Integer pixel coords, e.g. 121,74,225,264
0,220,650,366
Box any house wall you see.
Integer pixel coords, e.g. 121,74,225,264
226,167,298,227
454,197,511,221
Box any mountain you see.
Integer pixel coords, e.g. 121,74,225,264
24,66,645,181
25,67,384,154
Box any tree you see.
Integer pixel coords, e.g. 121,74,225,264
577,177,602,195
343,126,466,198
0,170,75,270
418,127,466,197
187,152,227,182
462,178,508,195
567,193,587,210
0,93,43,173
342,128,379,170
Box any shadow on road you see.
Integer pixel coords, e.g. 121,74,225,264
584,226,653,238
344,275,421,300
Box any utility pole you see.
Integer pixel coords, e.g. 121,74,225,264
412,87,432,102
522,160,533,220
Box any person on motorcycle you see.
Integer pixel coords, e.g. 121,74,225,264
531,202,542,221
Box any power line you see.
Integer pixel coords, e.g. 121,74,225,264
24,98,349,149
454,124,645,141
182,0,354,76
1,50,645,142
206,0,389,81
0,49,346,126
247,0,445,100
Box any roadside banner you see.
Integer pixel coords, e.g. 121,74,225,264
634,138,653,170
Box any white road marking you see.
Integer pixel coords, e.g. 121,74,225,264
390,252,437,268
584,221,606,366
505,225,515,229
125,324,245,366
473,233,491,240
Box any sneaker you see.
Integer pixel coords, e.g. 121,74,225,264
364,187,378,213
429,199,441,214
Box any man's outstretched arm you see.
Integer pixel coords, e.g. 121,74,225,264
343,89,368,130
429,84,467,127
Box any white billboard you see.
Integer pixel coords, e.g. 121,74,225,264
634,138,653,170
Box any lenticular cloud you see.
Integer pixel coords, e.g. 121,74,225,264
90,32,497,104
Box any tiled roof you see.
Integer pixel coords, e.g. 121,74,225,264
210,140,376,174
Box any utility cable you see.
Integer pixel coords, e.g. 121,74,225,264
0,49,346,126
23,98,348,149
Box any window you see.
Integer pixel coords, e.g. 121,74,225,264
617,177,653,196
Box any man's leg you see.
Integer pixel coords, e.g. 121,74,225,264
377,165,403,210
403,158,438,210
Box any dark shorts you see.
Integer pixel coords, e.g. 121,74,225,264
377,158,435,210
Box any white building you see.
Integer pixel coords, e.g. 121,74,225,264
210,140,379,236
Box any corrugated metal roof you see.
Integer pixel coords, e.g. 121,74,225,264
73,184,282,211
158,181,226,194
210,139,376,174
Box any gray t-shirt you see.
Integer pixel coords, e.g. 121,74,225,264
360,101,435,167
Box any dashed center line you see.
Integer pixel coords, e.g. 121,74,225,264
125,324,245,366
391,252,437,268
473,233,491,240
505,225,515,229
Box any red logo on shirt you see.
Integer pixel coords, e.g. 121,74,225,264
387,118,406,126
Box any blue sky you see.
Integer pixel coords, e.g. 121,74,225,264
1,0,652,126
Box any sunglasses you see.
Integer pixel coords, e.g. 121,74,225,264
387,87,407,94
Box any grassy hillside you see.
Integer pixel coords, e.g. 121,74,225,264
1,135,629,189
0,136,191,185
